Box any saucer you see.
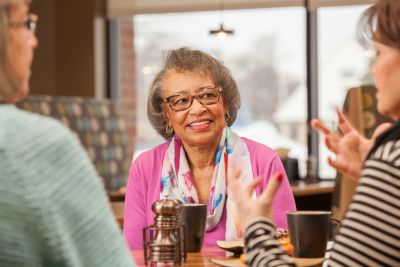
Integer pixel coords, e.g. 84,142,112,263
216,240,244,256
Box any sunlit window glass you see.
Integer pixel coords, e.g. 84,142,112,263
134,8,307,177
318,5,370,178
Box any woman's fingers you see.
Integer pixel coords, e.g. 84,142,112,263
246,177,261,197
259,172,283,204
328,157,350,174
313,111,354,138
325,135,340,154
336,109,347,124
327,157,343,172
328,157,359,180
228,167,260,200
227,167,243,198
336,109,353,134
311,119,331,135
312,118,341,154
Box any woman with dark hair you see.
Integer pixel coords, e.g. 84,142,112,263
0,1,135,266
228,0,400,266
123,47,296,249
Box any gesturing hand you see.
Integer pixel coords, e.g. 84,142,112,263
311,109,392,180
227,167,283,229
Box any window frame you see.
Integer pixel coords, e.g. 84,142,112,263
107,0,374,179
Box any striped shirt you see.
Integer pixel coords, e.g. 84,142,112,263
245,123,400,267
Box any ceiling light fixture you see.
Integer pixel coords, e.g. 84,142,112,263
209,1,234,38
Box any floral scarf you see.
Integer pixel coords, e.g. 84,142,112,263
160,127,255,240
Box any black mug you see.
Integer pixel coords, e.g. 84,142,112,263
287,211,340,258
180,203,207,252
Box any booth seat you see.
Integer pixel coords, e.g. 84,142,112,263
16,95,131,197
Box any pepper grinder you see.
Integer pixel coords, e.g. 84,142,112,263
143,198,186,266
304,155,318,182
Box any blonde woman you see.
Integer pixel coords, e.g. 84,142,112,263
0,1,134,266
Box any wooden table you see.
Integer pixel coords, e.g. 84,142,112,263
111,201,124,228
290,180,335,197
130,247,324,266
131,248,226,266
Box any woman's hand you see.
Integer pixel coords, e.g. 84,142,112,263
311,109,392,180
227,167,283,229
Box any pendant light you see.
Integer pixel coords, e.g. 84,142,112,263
209,0,234,38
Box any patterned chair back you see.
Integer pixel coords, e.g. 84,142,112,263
342,84,393,138
16,95,130,193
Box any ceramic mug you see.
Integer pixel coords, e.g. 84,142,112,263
287,211,340,258
180,203,207,252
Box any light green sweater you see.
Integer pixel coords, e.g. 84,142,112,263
0,105,135,267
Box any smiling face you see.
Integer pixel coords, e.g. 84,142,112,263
372,41,400,120
162,69,227,148
6,2,38,102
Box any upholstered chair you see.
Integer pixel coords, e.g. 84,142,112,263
16,95,131,196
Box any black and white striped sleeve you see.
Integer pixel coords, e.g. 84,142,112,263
244,218,296,267
327,140,400,267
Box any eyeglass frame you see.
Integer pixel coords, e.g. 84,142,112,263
9,13,38,34
163,86,223,112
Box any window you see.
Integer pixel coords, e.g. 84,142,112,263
134,7,307,177
317,5,370,178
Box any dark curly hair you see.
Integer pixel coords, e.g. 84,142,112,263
147,47,241,139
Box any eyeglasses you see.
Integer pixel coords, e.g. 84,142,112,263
9,14,38,34
164,86,222,112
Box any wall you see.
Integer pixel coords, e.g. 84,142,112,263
117,18,136,158
30,0,106,97
29,0,56,95
29,0,136,158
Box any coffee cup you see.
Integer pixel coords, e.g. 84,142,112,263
287,211,340,258
180,203,207,252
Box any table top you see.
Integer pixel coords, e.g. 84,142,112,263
130,247,324,267
131,247,226,266
111,201,124,228
290,180,335,197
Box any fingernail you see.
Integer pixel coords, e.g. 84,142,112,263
277,172,283,181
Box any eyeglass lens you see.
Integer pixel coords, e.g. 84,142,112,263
167,87,221,111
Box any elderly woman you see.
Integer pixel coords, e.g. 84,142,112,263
123,47,296,249
0,1,134,266
228,0,400,266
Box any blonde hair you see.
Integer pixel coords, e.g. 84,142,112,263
0,0,29,102
358,0,400,49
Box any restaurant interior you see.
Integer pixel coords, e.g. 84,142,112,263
22,0,390,254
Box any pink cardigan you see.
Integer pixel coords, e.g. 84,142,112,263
123,138,296,250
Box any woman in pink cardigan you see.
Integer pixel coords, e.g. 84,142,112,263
123,48,296,250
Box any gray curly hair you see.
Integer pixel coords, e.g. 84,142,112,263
147,47,241,139
0,0,30,102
